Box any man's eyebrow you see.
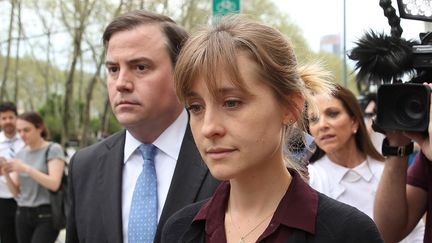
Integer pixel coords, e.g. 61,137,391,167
104,61,117,66
104,57,151,66
128,57,151,64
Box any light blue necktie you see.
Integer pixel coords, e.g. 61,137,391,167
128,144,158,243
8,139,16,158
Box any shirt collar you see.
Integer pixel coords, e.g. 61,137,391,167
195,181,229,239
320,155,374,183
0,131,20,143
194,169,318,236
153,109,188,161
123,109,188,163
274,169,317,234
124,131,142,163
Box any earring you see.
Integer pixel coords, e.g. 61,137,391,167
285,119,294,126
353,129,357,134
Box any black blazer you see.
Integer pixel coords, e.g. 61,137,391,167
162,193,383,243
66,126,219,243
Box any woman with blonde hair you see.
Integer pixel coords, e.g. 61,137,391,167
307,84,424,242
162,14,382,242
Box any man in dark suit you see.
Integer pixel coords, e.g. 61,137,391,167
66,10,219,243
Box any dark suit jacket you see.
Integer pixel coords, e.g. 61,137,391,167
66,126,219,243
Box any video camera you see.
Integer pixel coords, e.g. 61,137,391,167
349,0,432,134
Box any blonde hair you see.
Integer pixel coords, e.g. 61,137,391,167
175,14,334,174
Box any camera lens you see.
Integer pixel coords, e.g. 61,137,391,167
395,94,426,126
377,84,431,132
405,98,425,119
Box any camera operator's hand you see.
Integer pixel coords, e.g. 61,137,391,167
386,130,412,147
405,83,432,160
376,128,425,242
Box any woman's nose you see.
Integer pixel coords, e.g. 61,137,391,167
200,107,225,138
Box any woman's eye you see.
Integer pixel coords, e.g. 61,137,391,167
309,115,319,124
328,111,339,118
186,104,203,114
224,99,241,108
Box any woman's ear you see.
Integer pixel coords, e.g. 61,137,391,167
282,116,293,126
282,93,304,125
352,118,359,134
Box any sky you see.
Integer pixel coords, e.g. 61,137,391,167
272,0,427,52
0,0,427,70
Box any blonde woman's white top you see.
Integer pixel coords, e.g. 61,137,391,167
309,155,425,243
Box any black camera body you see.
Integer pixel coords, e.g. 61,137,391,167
412,43,432,68
376,83,431,133
350,31,432,134
374,38,432,133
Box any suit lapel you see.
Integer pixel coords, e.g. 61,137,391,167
156,125,210,240
97,131,126,243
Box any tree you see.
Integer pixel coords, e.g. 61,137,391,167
80,1,124,147
12,0,22,103
1,0,15,102
59,0,96,146
33,0,56,104
318,51,357,91
0,0,353,148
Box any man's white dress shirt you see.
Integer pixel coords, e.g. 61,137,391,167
122,109,188,243
0,131,24,198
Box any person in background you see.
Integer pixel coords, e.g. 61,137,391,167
374,83,432,242
307,84,424,242
363,97,420,166
0,101,24,243
66,10,219,243
362,95,386,153
1,111,66,243
162,14,382,242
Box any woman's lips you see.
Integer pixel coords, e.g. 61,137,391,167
319,134,336,142
206,148,236,160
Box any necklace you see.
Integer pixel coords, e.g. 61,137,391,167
229,208,274,243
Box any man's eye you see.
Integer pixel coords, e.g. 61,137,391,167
224,99,241,108
107,66,118,73
136,65,147,71
186,104,203,114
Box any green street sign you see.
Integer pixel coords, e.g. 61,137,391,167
212,0,240,16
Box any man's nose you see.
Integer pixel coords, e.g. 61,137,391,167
116,69,133,91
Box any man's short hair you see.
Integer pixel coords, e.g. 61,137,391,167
0,101,17,115
102,10,188,67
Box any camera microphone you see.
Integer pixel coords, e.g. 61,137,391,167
348,31,417,84
349,31,431,133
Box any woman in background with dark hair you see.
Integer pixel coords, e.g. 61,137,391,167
308,84,424,242
1,111,66,243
